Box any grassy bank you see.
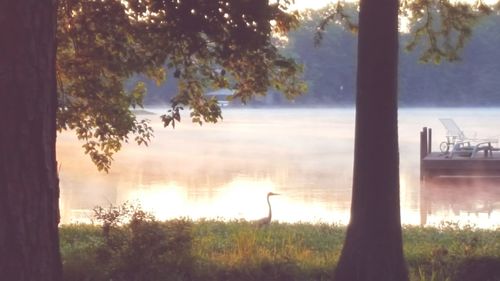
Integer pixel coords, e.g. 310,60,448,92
60,215,500,281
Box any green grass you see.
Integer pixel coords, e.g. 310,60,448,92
60,219,500,281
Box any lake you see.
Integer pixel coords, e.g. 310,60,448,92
57,108,500,228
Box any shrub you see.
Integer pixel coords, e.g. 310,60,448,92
64,202,194,281
60,224,105,281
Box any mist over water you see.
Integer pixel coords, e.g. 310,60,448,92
58,108,500,228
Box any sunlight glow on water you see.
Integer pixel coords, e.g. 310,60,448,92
58,108,500,228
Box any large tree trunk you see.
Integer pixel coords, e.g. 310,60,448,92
0,1,62,280
333,0,408,280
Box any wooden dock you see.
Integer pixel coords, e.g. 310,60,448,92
420,127,500,179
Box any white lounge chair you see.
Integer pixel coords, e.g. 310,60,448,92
439,118,499,156
449,141,498,158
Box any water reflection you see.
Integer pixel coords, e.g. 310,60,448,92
420,178,500,228
58,108,500,228
135,176,349,224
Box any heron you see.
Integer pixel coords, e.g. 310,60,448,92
255,192,280,227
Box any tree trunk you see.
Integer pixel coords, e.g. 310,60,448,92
0,1,62,280
333,0,408,280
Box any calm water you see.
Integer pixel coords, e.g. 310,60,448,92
58,108,500,228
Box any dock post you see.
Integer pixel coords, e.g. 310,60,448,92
428,128,432,155
420,127,428,181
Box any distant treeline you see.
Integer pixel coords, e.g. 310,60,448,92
137,12,500,107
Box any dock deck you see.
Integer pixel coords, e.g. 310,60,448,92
420,128,500,179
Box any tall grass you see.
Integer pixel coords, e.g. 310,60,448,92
60,207,500,281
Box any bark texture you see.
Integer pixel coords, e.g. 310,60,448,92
0,0,62,280
333,0,408,280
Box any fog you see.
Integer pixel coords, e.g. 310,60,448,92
58,107,500,228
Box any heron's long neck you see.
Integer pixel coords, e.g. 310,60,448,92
267,195,272,221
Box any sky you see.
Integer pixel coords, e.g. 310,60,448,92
291,0,332,10
290,0,499,9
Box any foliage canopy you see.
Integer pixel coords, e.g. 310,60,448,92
57,0,306,171
315,0,497,63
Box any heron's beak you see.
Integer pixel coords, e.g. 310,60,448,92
270,192,280,196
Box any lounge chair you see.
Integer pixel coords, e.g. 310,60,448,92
439,118,499,154
449,141,499,158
